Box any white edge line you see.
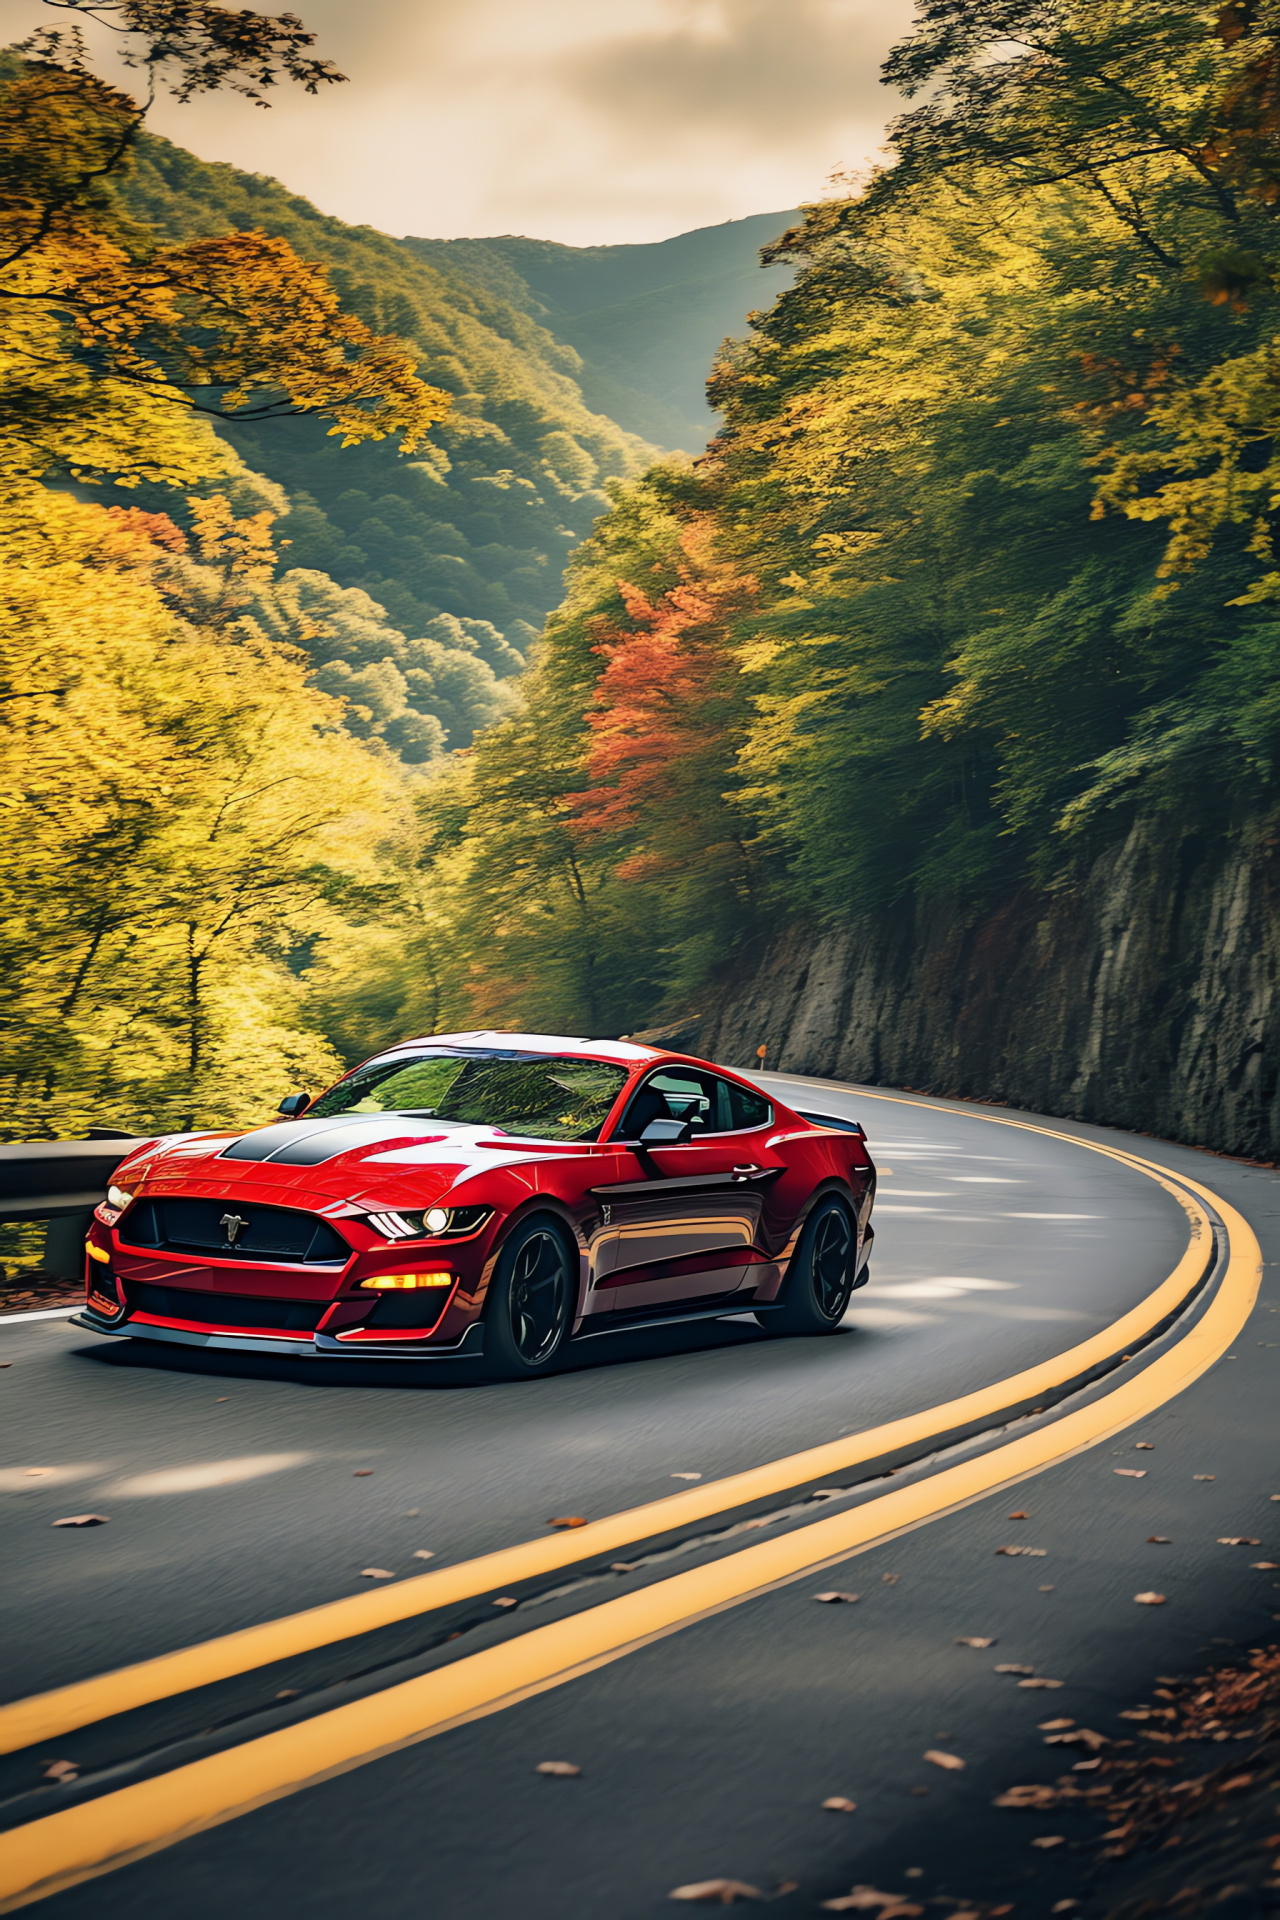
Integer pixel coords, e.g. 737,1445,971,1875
0,1308,80,1327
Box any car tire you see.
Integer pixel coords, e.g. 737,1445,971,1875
767,1194,856,1336
482,1214,576,1379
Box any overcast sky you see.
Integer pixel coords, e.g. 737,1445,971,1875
1,0,914,245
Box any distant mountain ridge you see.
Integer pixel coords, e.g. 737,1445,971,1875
105,138,797,759
403,213,800,451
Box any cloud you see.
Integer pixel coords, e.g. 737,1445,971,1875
0,0,911,244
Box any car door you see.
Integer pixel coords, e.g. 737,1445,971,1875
591,1068,781,1314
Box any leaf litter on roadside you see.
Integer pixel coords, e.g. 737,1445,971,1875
956,1636,996,1647
535,1760,580,1776
992,1641,1280,1912
51,1515,108,1527
822,1796,857,1812
814,1591,860,1604
924,1749,965,1770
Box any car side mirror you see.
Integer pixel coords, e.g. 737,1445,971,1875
277,1092,311,1119
639,1117,693,1144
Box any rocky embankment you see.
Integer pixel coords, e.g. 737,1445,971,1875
651,816,1280,1161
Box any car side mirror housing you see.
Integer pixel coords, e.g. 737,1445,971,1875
638,1117,693,1144
277,1092,311,1119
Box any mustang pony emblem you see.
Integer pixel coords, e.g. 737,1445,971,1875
219,1212,249,1246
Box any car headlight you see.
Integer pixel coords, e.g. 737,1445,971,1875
106,1185,134,1210
364,1206,491,1241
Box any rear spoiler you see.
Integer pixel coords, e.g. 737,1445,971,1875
796,1109,866,1138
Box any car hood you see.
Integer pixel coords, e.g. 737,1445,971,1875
115,1116,595,1208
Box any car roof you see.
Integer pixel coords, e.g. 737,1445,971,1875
383,1030,661,1067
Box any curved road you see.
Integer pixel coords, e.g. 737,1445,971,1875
1,1078,1277,1916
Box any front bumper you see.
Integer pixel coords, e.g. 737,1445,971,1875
71,1310,486,1361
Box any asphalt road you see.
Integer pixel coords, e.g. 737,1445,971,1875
1,1078,1277,1918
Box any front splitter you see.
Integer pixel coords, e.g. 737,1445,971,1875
69,1314,487,1361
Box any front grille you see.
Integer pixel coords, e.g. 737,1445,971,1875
119,1198,349,1266
128,1283,328,1332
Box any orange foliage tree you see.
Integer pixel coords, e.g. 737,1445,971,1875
567,524,761,981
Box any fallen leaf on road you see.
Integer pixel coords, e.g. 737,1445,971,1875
822,1797,858,1812
879,1907,923,1918
51,1515,108,1527
1221,1774,1254,1791
1053,1901,1081,1913
1135,1443,1154,1450
548,1516,587,1528
358,1567,394,1579
1114,1469,1147,1478
1193,1475,1216,1482
1018,1678,1064,1690
671,1472,701,1481
1007,1511,1029,1520
1135,1592,1167,1605
493,1596,518,1608
774,1885,799,1899
994,1663,1035,1675
1148,1536,1171,1543
275,1689,299,1700
535,1760,580,1776
611,1561,640,1573
1073,1758,1102,1771
956,1637,995,1647
995,1545,1047,1556
882,1574,899,1585
43,1761,77,1780
1251,1561,1279,1569
353,1470,374,1477
1045,1729,1108,1749
924,1749,964,1770
1039,1718,1075,1729
412,1550,434,1560
1217,1537,1260,1546
819,1890,906,1912
1031,1836,1065,1849
670,1880,761,1904
1039,1584,1055,1591
401,1508,419,1517
814,1591,860,1604
994,1785,1057,1808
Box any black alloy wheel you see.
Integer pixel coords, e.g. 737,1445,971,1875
484,1215,575,1378
767,1194,856,1336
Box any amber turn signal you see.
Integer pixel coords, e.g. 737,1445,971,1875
85,1241,111,1264
359,1272,453,1290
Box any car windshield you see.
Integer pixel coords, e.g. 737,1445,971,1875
306,1052,630,1142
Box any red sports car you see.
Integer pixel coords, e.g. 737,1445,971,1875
75,1033,875,1377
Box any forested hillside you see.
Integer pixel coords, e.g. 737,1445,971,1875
363,0,1280,1153
103,132,657,756
404,214,799,451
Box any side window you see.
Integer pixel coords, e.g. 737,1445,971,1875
725,1079,771,1131
618,1069,772,1138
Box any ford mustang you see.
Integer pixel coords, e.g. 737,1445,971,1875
74,1032,875,1377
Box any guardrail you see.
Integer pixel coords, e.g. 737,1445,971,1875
0,1137,149,1278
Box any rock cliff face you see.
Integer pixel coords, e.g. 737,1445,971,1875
680,817,1280,1160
